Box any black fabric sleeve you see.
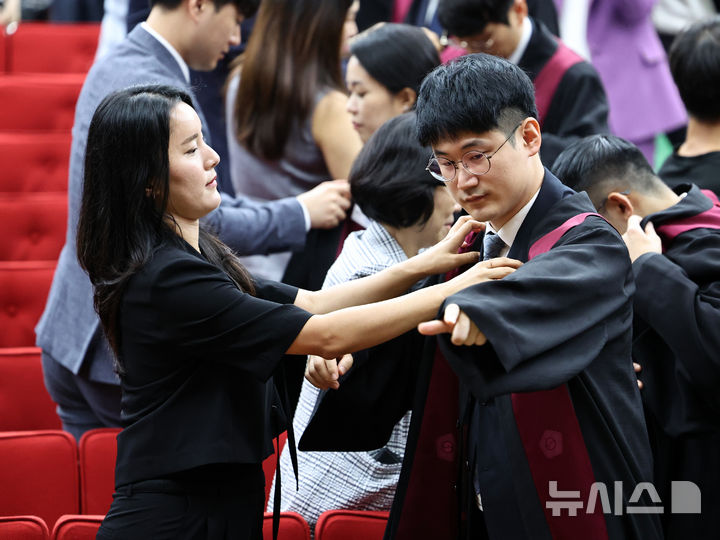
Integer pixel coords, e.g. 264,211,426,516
440,221,633,403
150,256,312,382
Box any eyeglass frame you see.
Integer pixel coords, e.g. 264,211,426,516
439,31,495,52
425,122,524,184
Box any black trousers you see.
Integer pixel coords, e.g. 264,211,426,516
97,464,265,540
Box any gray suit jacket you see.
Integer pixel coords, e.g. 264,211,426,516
36,25,307,383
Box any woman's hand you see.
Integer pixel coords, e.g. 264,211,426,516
443,256,522,296
305,354,354,390
409,215,485,276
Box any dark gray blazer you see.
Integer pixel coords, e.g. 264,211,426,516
36,25,307,383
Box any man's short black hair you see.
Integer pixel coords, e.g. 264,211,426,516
553,134,662,209
669,16,720,123
350,112,442,229
438,0,514,38
416,53,537,146
150,0,259,18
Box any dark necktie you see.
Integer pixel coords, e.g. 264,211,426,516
482,231,506,261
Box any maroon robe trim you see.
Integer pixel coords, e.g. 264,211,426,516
533,39,583,128
656,190,720,244
510,212,609,540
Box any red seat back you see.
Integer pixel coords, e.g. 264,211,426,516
0,515,50,540
0,133,70,193
262,512,310,540
0,73,84,131
0,29,6,73
0,194,67,261
0,431,80,528
315,510,389,540
0,346,61,430
0,261,56,347
51,515,103,540
78,428,120,515
8,23,99,74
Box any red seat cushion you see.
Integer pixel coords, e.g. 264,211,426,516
51,515,103,540
315,509,389,540
0,515,50,540
9,23,99,74
0,193,67,260
78,428,120,515
262,512,310,540
0,346,61,430
0,261,56,347
0,431,80,528
0,73,85,131
0,133,70,193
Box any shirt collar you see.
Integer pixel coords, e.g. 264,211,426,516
486,187,541,251
141,22,190,84
508,16,533,65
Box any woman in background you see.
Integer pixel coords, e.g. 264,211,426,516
226,0,362,288
270,112,461,532
81,85,518,539
346,23,441,144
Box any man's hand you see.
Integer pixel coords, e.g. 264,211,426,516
297,179,352,229
622,215,662,262
305,354,354,390
418,303,488,346
634,362,644,390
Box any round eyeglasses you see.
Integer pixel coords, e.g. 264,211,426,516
426,122,523,184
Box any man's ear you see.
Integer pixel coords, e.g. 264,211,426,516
604,191,635,224
520,117,541,157
187,0,206,23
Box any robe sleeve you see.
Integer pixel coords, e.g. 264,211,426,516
440,221,634,403
632,252,720,412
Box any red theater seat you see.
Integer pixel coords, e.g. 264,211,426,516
78,428,120,515
0,261,56,347
0,193,67,261
0,515,50,540
0,133,70,193
0,347,61,430
51,515,103,540
0,431,80,528
8,23,99,74
315,509,389,540
0,29,5,73
0,73,84,131
263,431,288,506
262,512,311,540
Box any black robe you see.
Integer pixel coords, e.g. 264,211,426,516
633,185,720,539
521,19,610,168
302,171,662,539
658,151,720,198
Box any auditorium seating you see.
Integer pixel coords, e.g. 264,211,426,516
0,73,84,131
315,509,390,540
0,261,55,347
0,132,70,193
78,428,120,515
0,515,50,540
6,23,99,75
0,431,80,528
0,347,60,430
262,512,311,540
0,193,67,261
263,431,288,506
50,515,103,540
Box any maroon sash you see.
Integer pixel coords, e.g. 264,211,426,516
655,190,720,244
512,212,609,540
533,40,583,128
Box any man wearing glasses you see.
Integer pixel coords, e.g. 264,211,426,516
437,0,609,168
303,54,661,540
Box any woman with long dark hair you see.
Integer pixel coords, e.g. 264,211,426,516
225,0,362,286
78,84,518,539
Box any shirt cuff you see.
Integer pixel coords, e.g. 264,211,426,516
297,199,312,232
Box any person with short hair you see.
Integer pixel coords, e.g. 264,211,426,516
436,0,609,167
554,134,720,540
271,112,460,530
82,84,513,540
345,23,441,144
659,16,720,196
304,54,660,539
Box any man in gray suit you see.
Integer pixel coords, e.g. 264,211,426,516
37,0,352,440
